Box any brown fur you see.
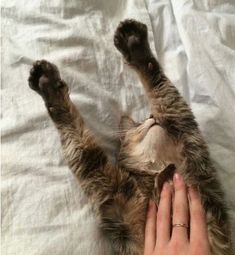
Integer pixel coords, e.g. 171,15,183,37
28,20,233,255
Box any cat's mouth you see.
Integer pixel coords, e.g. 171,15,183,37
142,118,161,137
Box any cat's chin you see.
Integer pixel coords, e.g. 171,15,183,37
133,123,180,166
132,126,163,163
148,124,160,133
144,124,163,145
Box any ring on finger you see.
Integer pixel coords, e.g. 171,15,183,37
172,223,188,228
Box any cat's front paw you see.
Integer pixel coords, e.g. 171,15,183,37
28,60,68,104
114,19,151,65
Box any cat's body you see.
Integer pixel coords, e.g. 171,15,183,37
28,20,232,255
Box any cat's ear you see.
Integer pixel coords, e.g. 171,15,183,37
119,115,137,132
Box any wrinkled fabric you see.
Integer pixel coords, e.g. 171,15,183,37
1,0,235,254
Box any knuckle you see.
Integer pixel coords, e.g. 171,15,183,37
146,211,154,221
190,244,210,255
159,195,170,206
157,210,169,223
169,239,186,253
160,193,168,202
173,206,183,218
192,207,205,221
154,245,164,255
175,181,186,192
173,201,188,220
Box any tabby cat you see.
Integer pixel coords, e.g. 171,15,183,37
28,19,232,255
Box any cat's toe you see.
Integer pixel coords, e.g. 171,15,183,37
28,60,44,92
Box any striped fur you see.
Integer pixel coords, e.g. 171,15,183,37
28,19,233,255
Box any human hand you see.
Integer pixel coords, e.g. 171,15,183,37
144,173,210,255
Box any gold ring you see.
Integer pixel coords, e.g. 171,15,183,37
172,223,188,228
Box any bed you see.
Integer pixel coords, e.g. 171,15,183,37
2,0,235,254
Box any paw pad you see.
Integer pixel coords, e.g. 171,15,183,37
28,60,68,103
114,19,149,62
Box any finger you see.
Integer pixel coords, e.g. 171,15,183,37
144,200,157,255
189,187,208,243
171,173,189,242
156,182,171,245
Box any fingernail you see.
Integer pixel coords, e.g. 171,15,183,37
173,173,181,182
162,182,169,191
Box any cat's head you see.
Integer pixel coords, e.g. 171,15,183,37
118,115,177,172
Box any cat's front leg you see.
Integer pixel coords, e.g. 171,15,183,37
28,60,108,185
114,20,196,138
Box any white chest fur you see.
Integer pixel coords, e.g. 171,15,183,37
132,125,182,172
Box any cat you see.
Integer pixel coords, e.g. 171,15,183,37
28,19,232,255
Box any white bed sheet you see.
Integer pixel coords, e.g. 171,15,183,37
1,0,235,254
